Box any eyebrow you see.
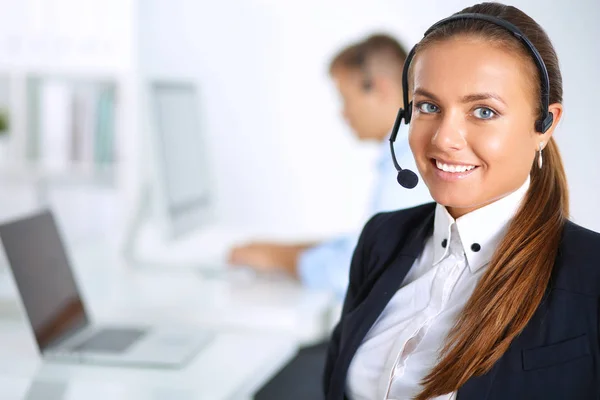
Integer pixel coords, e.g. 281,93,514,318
413,88,507,106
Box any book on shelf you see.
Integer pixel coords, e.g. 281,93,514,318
29,78,117,177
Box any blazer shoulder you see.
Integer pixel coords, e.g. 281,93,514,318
562,220,600,248
553,220,600,295
362,202,436,260
367,202,436,236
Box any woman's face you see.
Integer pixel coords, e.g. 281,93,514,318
409,37,551,218
409,37,552,218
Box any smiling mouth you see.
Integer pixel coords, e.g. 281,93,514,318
432,159,479,173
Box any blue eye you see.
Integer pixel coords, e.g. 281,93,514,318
473,107,496,119
417,102,440,114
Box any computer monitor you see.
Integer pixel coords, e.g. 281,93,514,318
121,80,215,264
149,81,214,239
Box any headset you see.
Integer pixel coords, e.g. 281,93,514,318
390,13,554,189
359,53,374,91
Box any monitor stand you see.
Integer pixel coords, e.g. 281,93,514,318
119,182,230,278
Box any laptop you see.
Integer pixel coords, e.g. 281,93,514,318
0,209,212,368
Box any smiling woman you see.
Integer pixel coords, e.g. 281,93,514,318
323,3,600,400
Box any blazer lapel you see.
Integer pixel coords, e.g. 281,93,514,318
331,208,435,396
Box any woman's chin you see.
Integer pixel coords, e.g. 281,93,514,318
429,191,478,211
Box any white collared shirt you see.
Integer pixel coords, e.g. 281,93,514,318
347,176,531,400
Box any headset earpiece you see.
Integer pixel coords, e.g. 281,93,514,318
535,112,554,133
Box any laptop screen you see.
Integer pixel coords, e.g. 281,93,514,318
0,210,89,350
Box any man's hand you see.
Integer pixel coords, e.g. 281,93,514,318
227,242,315,277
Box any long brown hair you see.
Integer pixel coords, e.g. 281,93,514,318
412,3,570,399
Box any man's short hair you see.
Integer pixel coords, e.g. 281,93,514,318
329,34,408,83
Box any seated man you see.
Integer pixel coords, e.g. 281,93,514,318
228,34,432,299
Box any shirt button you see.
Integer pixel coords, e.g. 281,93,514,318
471,243,481,252
442,239,448,248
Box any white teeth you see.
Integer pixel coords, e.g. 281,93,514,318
435,160,476,173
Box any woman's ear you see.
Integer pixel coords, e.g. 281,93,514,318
539,103,563,144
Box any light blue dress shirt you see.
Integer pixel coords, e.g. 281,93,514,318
297,129,433,298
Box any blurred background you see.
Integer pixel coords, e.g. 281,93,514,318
0,0,597,256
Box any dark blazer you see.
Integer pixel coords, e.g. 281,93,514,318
324,202,600,400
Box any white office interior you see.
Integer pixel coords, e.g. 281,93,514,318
0,0,598,399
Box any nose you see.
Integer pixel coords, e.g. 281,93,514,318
431,111,467,151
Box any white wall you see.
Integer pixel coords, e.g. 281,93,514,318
0,0,598,246
137,0,375,238
0,0,135,73
138,0,600,239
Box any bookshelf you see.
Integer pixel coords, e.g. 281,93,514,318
0,73,119,183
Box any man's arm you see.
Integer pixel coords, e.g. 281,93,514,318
296,235,360,297
227,241,319,277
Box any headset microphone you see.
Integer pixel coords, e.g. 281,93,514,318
389,108,418,189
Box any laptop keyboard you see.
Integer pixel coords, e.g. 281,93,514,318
71,328,147,353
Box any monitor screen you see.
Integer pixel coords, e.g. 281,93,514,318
0,211,89,350
151,82,213,239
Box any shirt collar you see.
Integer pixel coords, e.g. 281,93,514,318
433,176,530,273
